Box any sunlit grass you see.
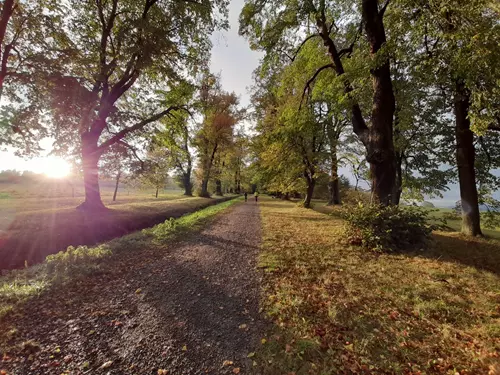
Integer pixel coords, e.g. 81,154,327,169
256,198,500,374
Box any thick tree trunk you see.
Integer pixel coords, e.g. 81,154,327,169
78,133,105,210
455,80,482,236
200,179,210,197
182,166,193,196
362,0,396,206
303,177,316,208
215,179,223,196
327,149,340,205
113,170,121,201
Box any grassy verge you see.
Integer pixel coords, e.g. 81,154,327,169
256,198,500,375
0,197,241,320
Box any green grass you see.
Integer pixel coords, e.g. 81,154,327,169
0,197,241,321
256,197,500,375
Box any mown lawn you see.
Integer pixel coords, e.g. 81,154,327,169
256,198,500,375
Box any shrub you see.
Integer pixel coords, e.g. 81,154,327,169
46,245,112,276
342,203,439,252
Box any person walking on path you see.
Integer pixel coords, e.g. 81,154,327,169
244,192,248,202
254,191,259,202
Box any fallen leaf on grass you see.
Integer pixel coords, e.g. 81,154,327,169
135,288,142,294
182,345,187,351
233,368,240,374
99,360,113,369
261,338,267,344
222,360,234,366
247,352,255,358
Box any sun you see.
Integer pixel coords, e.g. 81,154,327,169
43,157,71,178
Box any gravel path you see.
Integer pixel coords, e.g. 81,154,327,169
1,201,264,375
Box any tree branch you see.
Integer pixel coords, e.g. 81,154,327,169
290,34,319,61
379,0,391,17
300,63,334,109
97,106,188,152
338,21,363,58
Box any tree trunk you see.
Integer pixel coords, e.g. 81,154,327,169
362,0,396,206
455,80,482,236
303,177,316,208
155,186,159,198
183,167,193,196
391,154,402,205
215,179,223,196
78,133,105,210
113,170,121,201
200,179,210,197
327,147,340,205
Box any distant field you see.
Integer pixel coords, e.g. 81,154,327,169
0,180,235,269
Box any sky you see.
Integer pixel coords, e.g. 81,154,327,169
0,0,465,206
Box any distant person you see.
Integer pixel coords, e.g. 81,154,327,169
254,191,259,202
244,192,248,202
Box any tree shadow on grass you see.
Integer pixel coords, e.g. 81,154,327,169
422,232,500,276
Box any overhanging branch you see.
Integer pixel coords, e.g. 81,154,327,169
300,63,334,109
97,106,188,152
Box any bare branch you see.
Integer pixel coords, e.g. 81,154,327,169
290,34,319,61
379,0,391,17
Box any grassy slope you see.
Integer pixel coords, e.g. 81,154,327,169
257,198,500,375
0,197,241,322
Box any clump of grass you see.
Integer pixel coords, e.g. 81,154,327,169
0,197,240,320
256,198,500,375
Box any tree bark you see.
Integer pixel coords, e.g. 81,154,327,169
215,179,223,196
362,0,396,206
113,169,121,201
183,168,193,196
392,153,402,205
78,132,105,210
327,141,340,205
303,177,316,208
454,80,482,236
155,186,159,198
200,179,210,197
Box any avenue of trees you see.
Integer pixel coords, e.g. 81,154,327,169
240,0,500,236
1,0,499,238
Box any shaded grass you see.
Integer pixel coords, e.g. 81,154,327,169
0,197,241,321
256,197,500,375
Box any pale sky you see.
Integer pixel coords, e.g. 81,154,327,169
0,0,465,206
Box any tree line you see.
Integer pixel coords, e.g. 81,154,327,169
239,0,500,236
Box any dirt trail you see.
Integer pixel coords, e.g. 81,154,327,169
0,202,264,375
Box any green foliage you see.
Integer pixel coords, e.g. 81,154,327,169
46,245,112,277
442,211,461,221
342,203,439,252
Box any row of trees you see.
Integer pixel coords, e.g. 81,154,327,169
240,0,500,236
0,0,244,210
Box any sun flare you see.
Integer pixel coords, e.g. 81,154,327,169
43,157,71,178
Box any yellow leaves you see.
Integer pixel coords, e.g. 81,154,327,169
157,369,169,375
135,288,142,294
222,360,234,366
238,323,247,330
247,352,255,358
261,338,267,344
181,345,187,351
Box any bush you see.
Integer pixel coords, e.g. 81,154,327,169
46,245,112,276
342,203,439,252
